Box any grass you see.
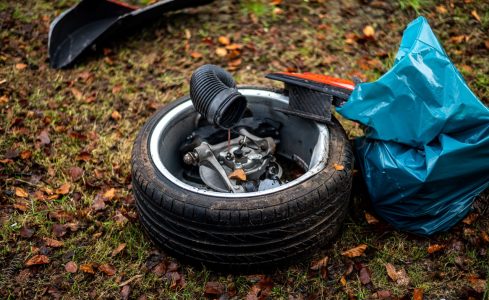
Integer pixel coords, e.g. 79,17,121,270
1,0,488,299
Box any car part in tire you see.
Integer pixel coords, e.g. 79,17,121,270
131,87,353,271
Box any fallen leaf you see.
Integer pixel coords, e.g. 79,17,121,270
468,276,486,293
71,88,83,101
471,10,481,22
341,244,367,257
76,151,91,162
215,47,227,57
385,263,398,281
43,237,64,248
65,261,78,273
25,255,49,266
15,63,27,70
14,202,28,212
99,264,116,276
449,35,467,44
363,25,375,38
229,168,246,181
69,167,84,181
120,285,130,300
190,52,203,59
481,231,489,243
15,187,29,198
245,276,273,300
225,43,243,50
55,183,71,195
395,268,410,286
37,129,50,146
462,213,479,225
436,5,448,14
19,227,35,238
103,188,116,200
218,36,230,45
485,40,489,50
20,150,32,160
92,195,106,211
111,243,127,257
111,111,122,121
52,224,67,237
364,212,379,224
413,288,423,300
152,262,166,276
359,267,371,285
333,163,345,171
80,263,96,274
204,281,225,296
310,256,329,270
373,290,392,299
0,95,8,105
340,275,347,286
427,244,444,254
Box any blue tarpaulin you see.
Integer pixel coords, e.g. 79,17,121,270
337,16,489,235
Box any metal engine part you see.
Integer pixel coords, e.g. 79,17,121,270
183,128,282,193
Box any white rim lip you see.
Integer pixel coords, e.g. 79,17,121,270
149,88,329,198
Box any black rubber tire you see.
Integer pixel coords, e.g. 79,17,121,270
131,88,354,271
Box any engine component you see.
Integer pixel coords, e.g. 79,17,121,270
189,64,247,129
183,128,280,193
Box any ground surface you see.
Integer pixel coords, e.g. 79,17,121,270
1,0,489,299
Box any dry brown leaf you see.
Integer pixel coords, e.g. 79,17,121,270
20,150,32,160
25,255,49,266
99,264,116,276
413,288,424,300
0,95,8,105
103,188,116,200
69,167,84,181
111,110,122,121
468,276,486,293
385,263,398,281
52,224,67,237
215,47,227,57
471,10,481,22
20,227,35,238
43,237,64,248
204,281,225,296
395,268,410,286
333,163,345,171
271,0,282,5
120,285,130,300
341,244,367,257
111,243,127,257
71,88,83,101
56,183,71,195
80,263,96,274
359,267,371,285
190,52,203,59
427,244,445,254
218,36,230,45
485,40,489,50
65,261,78,273
229,168,247,181
481,231,489,243
364,212,379,224
436,5,448,14
310,256,329,270
363,25,375,38
15,187,29,198
340,275,347,286
37,130,50,146
15,63,27,70
225,43,243,50
14,202,28,212
462,213,479,225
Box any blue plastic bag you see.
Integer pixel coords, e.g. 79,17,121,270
337,17,489,235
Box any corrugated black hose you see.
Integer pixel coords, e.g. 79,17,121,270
190,64,247,129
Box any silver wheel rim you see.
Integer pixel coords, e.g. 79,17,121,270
149,88,330,198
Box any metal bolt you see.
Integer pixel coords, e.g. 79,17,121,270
183,152,198,165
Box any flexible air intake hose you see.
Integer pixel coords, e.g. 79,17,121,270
190,64,247,129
